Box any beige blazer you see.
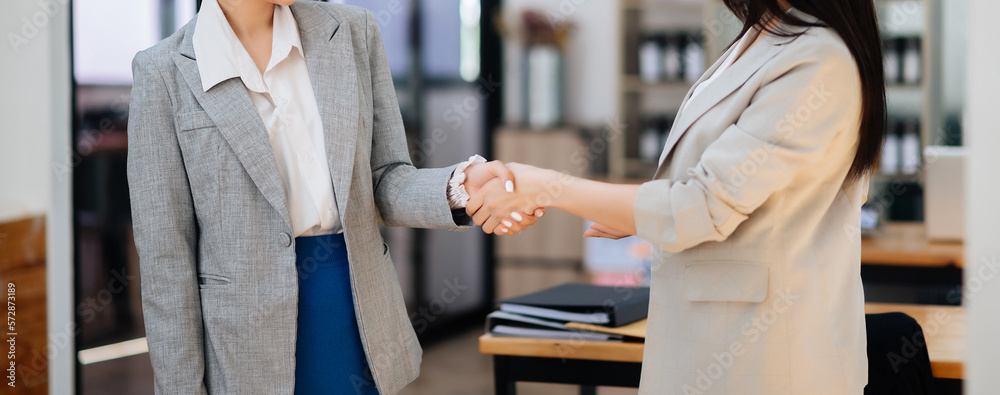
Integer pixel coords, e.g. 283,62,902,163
633,10,869,394
127,3,467,394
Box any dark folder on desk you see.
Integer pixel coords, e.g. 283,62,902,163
486,311,622,341
498,283,650,327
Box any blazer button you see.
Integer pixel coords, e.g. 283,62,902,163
280,232,292,247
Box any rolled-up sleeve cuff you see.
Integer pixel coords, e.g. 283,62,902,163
633,180,679,250
632,179,748,253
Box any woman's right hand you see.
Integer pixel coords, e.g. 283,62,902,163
583,223,632,240
466,178,542,235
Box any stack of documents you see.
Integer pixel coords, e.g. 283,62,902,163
486,283,650,341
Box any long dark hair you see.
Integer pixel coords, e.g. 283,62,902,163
723,0,886,183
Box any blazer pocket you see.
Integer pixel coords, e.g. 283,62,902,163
174,110,224,214
198,273,232,289
682,261,768,303
176,110,217,132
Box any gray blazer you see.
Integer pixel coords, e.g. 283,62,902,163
127,3,467,394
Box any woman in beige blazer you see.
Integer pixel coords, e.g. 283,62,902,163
469,0,885,393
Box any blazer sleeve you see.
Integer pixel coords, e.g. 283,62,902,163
363,10,473,229
126,50,209,394
633,47,862,253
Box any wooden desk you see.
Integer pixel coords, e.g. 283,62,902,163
865,303,965,380
861,223,964,268
0,216,48,392
480,303,964,393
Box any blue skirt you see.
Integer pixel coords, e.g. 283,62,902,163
294,233,379,395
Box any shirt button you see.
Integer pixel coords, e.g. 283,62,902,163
303,154,313,163
276,97,288,105
280,232,292,247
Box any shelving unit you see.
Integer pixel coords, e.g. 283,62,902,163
878,0,942,162
872,0,943,221
610,0,739,178
608,0,950,222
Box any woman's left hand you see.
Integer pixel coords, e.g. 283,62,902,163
584,223,632,239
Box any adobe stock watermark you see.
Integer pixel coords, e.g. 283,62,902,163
409,277,469,334
52,93,130,183
682,288,800,394
727,83,836,190
347,276,473,394
878,255,998,374
369,0,405,29
879,0,922,32
553,282,642,361
947,254,1000,305
408,74,502,166
7,0,68,54
526,116,627,209
843,129,959,242
16,266,137,384
542,0,590,29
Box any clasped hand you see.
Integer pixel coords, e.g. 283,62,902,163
462,161,545,235
464,161,631,239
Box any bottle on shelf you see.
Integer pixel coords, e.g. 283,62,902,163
900,118,921,175
663,35,682,81
638,114,675,163
639,33,664,83
883,38,900,84
902,37,922,85
640,116,664,162
683,32,704,84
880,119,901,175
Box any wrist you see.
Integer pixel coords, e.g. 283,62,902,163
520,167,566,208
448,155,487,209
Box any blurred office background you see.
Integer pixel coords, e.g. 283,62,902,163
0,0,995,394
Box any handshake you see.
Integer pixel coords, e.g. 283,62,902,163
461,160,632,239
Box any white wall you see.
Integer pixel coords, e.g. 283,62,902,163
965,0,1000,393
0,1,74,394
0,1,56,222
501,0,619,127
940,0,969,116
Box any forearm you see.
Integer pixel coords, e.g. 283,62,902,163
374,164,468,229
535,171,641,235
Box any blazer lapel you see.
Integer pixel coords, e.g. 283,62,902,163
173,19,293,229
655,33,788,171
291,3,360,218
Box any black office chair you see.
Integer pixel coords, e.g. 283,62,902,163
864,312,937,395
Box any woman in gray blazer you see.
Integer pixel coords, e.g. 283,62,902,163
127,1,539,394
471,0,886,393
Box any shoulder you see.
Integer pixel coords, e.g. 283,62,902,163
763,25,860,85
302,1,372,26
294,1,378,44
133,18,190,72
784,26,853,62
772,25,856,69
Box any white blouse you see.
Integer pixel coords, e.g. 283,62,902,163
193,0,340,237
192,1,473,237
687,26,763,104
